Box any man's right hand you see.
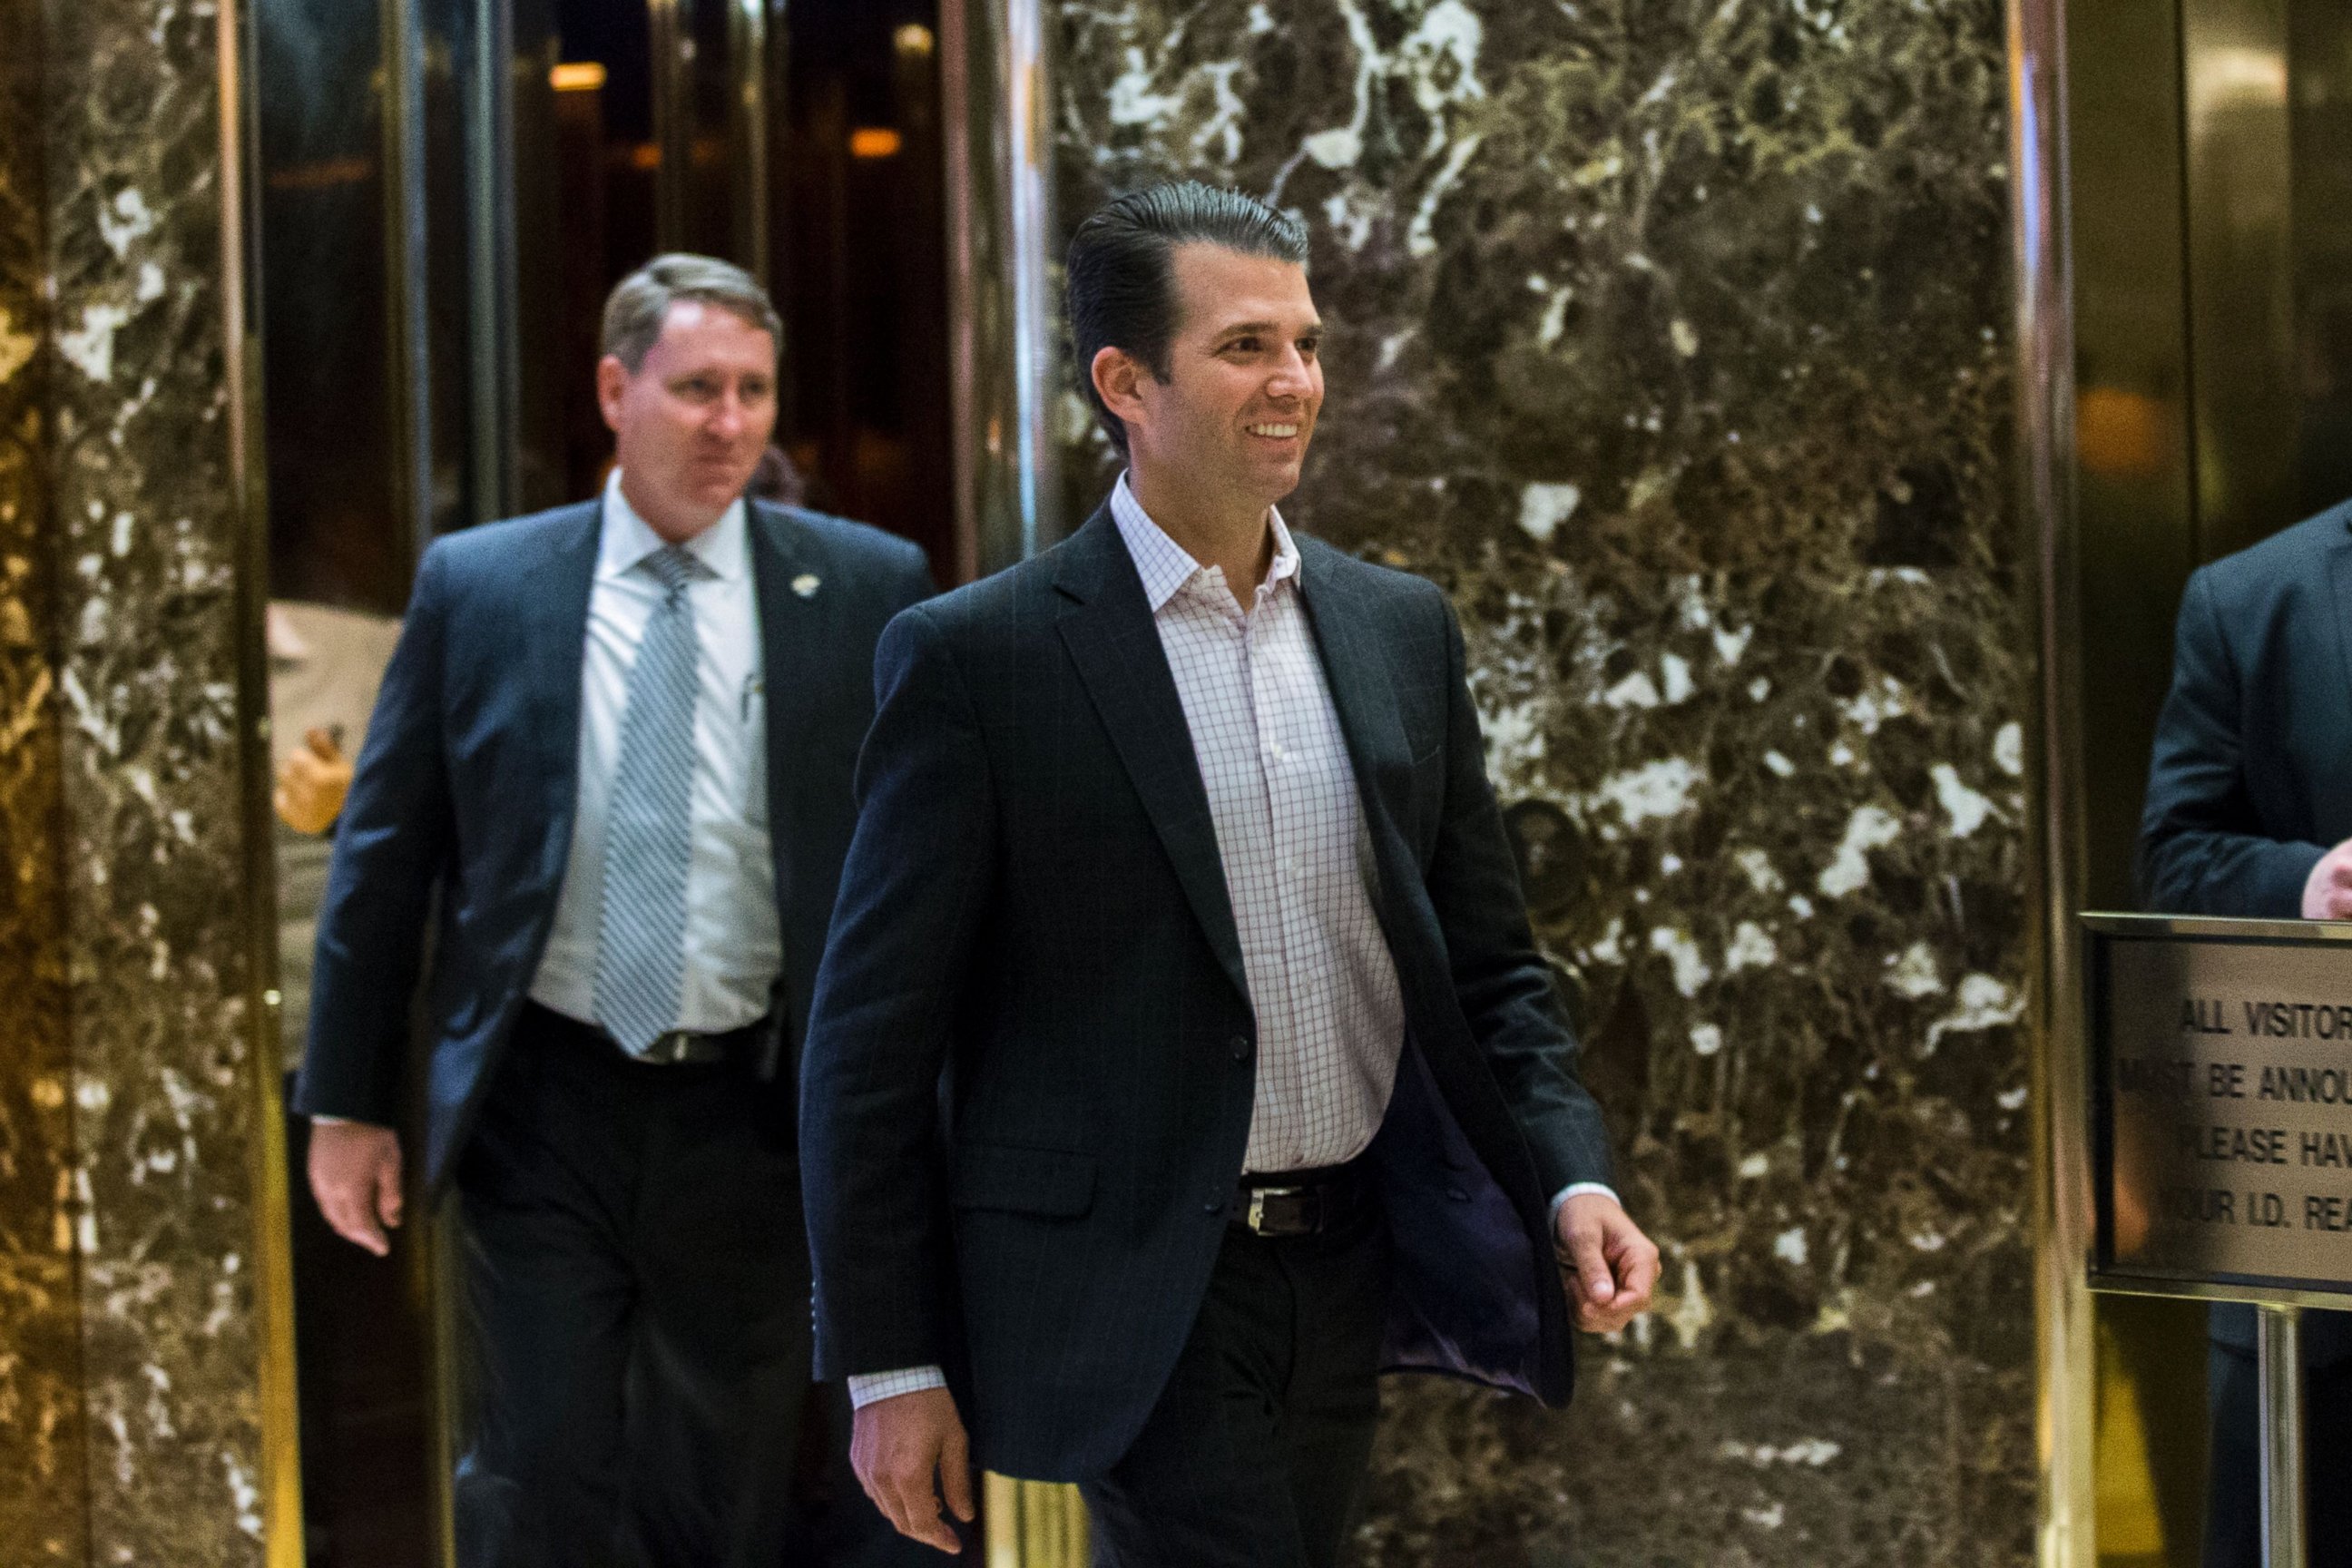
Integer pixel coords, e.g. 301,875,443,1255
850,1386,975,1554
308,1120,404,1257
2304,839,2352,919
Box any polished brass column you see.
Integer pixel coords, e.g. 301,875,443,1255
939,0,1064,582
2014,0,2099,1559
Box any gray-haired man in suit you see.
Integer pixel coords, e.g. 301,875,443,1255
296,255,943,1566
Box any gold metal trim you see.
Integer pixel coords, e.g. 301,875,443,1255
383,0,436,569
984,1472,1088,1568
649,0,691,253
729,0,769,283
216,0,306,1558
466,0,520,521
2011,0,2098,1560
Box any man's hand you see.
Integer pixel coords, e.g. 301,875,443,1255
851,1386,974,1553
276,727,355,836
1555,1191,1660,1335
309,1120,404,1257
2305,838,2352,919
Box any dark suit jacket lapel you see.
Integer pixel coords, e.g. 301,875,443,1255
1054,509,1251,1004
747,502,835,921
521,501,603,886
1295,543,1417,883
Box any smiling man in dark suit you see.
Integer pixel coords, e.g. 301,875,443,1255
2141,495,2352,1568
799,183,1660,1566
294,255,940,1566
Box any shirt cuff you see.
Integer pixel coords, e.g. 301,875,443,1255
1549,1181,1620,1223
310,1115,350,1124
847,1366,949,1409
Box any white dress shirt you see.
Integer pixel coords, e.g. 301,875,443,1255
1112,475,1408,1172
528,469,782,1034
848,477,1609,1409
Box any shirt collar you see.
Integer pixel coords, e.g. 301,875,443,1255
597,467,749,584
1109,472,1300,613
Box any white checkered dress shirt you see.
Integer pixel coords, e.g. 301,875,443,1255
1109,475,1409,1173
848,477,1607,1409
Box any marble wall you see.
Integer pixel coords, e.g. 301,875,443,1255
0,0,280,1563
1054,3,2032,1563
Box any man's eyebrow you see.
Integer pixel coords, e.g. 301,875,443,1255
1211,319,1325,339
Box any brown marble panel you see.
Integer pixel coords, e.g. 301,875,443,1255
1054,2,2032,1561
1,0,278,1563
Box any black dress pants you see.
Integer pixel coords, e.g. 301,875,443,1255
2205,1340,2352,1567
452,1004,937,1568
1083,1200,1391,1568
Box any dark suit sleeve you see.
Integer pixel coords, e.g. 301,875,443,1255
800,603,995,1378
290,544,456,1125
2137,566,2327,917
1423,593,1614,1199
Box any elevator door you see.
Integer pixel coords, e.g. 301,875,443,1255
2071,1,2352,1563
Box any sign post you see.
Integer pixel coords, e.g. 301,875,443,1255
2259,1305,2305,1568
2080,914,2352,1568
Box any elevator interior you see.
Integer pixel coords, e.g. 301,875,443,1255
2072,0,2352,1562
252,1,948,1559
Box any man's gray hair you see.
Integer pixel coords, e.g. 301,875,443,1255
600,253,783,371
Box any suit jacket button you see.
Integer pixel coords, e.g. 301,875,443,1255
1230,1035,1252,1062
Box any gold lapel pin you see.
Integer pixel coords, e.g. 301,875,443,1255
790,573,821,599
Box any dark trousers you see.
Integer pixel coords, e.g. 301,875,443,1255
1083,1200,1391,1568
453,1004,936,1568
2205,1341,2352,1567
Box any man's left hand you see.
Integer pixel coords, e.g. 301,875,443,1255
1554,1191,1660,1334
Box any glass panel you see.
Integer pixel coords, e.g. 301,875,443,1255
776,0,955,579
258,0,404,612
510,0,662,512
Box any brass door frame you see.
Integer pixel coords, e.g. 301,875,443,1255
220,0,308,1557
2014,0,2102,1556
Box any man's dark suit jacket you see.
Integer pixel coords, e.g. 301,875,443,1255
799,505,1616,1483
2139,497,2352,1364
291,496,933,1191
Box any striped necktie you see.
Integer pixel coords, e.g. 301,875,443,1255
594,544,706,1055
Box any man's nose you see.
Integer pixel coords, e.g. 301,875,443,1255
1265,349,1313,400
709,390,747,437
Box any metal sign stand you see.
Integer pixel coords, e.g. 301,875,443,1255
2259,1303,2307,1568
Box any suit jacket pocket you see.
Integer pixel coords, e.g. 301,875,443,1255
951,1142,1096,1219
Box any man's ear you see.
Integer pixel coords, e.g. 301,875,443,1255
595,355,630,435
1093,345,1148,436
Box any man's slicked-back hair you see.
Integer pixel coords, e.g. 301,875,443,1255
601,252,783,372
1065,181,1309,455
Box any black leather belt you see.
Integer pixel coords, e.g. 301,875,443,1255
522,1002,768,1066
1231,1163,1369,1238
634,1024,762,1065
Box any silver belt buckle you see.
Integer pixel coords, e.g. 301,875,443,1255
645,1029,693,1064
1244,1185,1304,1235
